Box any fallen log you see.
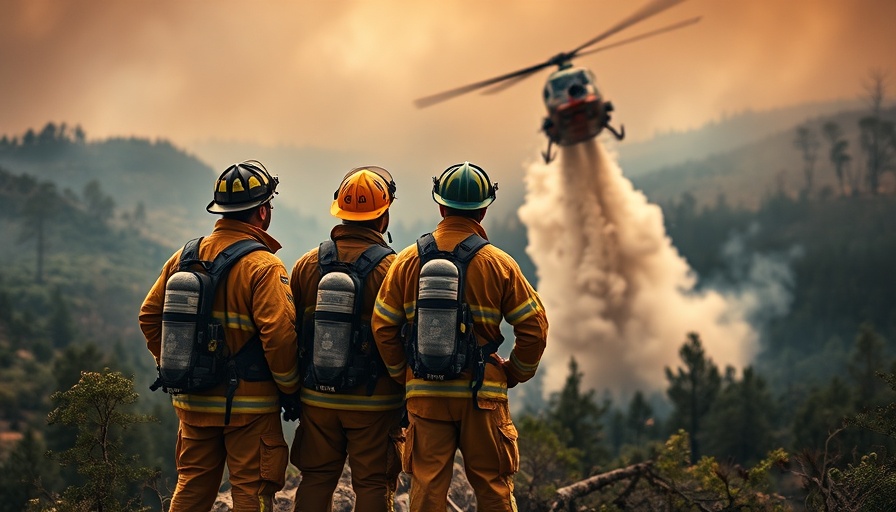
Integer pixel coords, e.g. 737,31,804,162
548,461,654,511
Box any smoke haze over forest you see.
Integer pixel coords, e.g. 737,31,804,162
2,0,894,219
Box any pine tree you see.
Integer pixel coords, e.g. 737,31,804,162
625,390,654,448
848,323,888,407
703,367,777,465
547,357,609,475
665,332,721,464
48,287,76,348
0,429,59,512
43,369,156,512
18,181,59,284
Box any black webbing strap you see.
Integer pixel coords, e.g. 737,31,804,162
313,240,394,395
208,239,268,278
178,237,204,270
470,336,504,409
349,243,393,396
318,240,338,269
224,334,271,425
416,232,488,263
353,244,395,279
197,237,269,425
415,232,495,405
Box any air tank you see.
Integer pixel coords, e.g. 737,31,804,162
416,259,460,368
160,272,202,378
313,272,356,382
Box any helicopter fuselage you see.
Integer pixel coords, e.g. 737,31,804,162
540,66,621,160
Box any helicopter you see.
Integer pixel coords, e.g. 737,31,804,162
414,0,700,163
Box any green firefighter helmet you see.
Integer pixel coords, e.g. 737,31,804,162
432,161,497,210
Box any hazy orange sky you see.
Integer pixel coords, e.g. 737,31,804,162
3,0,893,397
3,0,894,182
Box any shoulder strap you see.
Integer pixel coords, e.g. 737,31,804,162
318,240,338,270
416,233,488,264
353,244,394,280
178,237,204,270
416,233,439,259
207,239,269,278
319,239,393,279
453,234,489,264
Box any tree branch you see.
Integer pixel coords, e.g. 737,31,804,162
548,461,653,511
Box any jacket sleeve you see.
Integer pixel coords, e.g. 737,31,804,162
501,259,549,385
253,260,301,395
372,259,409,385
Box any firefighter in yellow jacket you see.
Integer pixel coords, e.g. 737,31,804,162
372,161,549,512
139,160,300,512
289,167,405,512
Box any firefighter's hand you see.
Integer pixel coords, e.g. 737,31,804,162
500,360,520,389
279,391,302,422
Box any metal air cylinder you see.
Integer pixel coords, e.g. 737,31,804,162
416,259,459,368
160,272,201,377
313,272,355,382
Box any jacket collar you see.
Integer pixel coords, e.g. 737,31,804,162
435,215,489,240
329,223,389,246
212,218,283,253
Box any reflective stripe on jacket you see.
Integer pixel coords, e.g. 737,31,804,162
139,218,300,426
290,224,405,412
372,216,549,412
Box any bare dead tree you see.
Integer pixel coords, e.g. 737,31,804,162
822,121,854,196
794,125,821,197
858,68,895,194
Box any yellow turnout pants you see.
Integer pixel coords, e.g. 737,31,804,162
404,399,519,512
291,405,404,512
169,412,288,512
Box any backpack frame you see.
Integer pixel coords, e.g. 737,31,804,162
151,236,273,424
302,240,394,394
406,233,499,393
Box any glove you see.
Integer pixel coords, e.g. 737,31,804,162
279,391,302,422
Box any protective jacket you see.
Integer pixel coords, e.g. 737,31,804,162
139,218,300,427
372,216,548,413
290,224,405,411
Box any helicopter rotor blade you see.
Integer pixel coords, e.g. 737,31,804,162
569,0,687,57
480,72,539,96
575,16,701,59
413,0,689,108
414,61,553,108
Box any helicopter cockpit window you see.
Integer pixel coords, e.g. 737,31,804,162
550,70,591,95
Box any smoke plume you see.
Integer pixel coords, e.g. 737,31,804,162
518,141,758,399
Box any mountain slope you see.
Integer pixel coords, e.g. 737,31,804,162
631,106,896,209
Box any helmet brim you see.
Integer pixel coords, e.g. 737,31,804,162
207,197,270,214
432,191,495,210
330,199,390,221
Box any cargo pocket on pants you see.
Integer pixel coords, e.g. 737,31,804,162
259,433,288,489
497,421,520,476
401,422,415,475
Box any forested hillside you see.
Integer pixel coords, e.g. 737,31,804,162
0,125,326,265
0,110,895,510
633,106,896,209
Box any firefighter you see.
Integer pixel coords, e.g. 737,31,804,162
289,167,405,512
372,161,549,511
139,160,300,512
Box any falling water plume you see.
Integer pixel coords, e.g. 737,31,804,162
518,140,757,399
